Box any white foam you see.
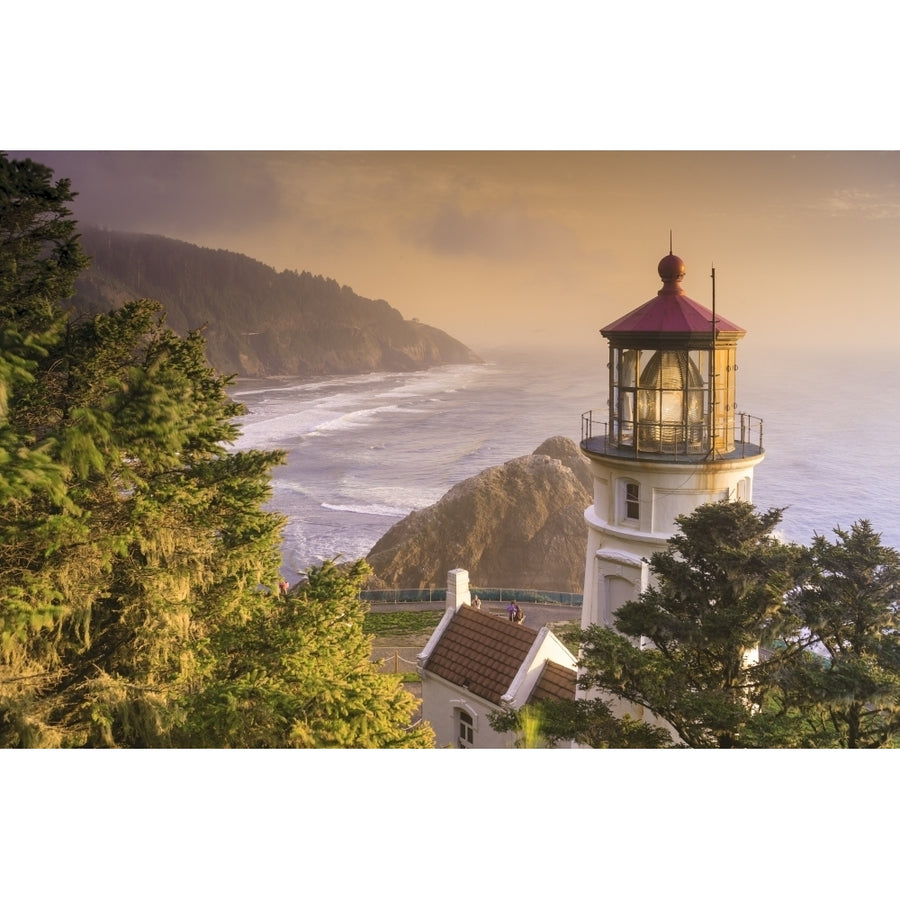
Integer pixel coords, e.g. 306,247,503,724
233,369,407,399
309,404,404,436
321,502,411,518
229,364,485,450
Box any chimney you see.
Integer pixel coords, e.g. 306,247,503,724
446,568,471,611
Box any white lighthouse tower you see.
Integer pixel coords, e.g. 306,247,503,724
579,251,765,633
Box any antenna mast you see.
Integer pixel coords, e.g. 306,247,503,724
710,264,717,456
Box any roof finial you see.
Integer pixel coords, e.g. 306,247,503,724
669,229,673,255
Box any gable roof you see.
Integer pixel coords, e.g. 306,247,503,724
423,605,538,706
528,659,577,704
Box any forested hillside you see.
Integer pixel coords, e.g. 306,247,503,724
72,227,482,377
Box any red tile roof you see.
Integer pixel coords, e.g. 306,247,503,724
529,659,577,704
423,605,538,706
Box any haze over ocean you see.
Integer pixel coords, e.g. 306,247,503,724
229,345,900,582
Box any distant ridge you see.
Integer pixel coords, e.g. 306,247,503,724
71,227,483,377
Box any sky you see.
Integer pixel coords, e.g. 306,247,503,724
12,150,900,356
8,5,900,359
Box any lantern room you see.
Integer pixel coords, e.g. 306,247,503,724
582,253,762,461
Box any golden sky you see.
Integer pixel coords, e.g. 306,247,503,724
21,150,900,356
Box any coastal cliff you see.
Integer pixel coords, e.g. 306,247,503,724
71,227,482,377
366,436,592,592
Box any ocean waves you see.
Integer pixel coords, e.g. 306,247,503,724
228,353,599,574
321,501,415,518
230,346,900,577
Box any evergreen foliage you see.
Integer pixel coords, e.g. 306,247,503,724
787,521,900,748
574,502,807,748
0,153,434,748
182,560,434,748
517,502,900,748
490,697,673,748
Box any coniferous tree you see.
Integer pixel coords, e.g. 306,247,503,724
0,158,289,745
0,155,82,507
522,502,811,748
489,696,673,748
520,504,900,749
1,152,90,744
787,521,900,748
0,153,433,748
182,559,434,748
575,502,806,748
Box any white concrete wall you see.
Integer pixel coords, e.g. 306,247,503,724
421,676,515,749
581,453,764,632
579,453,766,737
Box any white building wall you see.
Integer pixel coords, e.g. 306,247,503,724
421,676,514,749
579,451,765,735
581,453,764,633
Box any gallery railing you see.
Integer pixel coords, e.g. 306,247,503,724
580,411,764,461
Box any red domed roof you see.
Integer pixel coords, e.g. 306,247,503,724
601,255,745,339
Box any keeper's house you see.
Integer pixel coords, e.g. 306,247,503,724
417,569,577,748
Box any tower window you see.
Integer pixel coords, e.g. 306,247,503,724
625,482,640,521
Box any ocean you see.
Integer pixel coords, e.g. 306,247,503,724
228,345,900,580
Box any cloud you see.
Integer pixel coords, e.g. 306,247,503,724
17,151,290,237
815,187,900,219
404,201,577,262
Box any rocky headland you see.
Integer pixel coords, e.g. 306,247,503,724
365,436,592,593
71,227,482,377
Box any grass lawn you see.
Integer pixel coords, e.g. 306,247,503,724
362,609,444,637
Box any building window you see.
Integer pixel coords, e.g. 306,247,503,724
457,710,474,748
625,482,640,521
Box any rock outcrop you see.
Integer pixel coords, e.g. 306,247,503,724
366,436,592,592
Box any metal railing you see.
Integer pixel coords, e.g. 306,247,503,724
581,411,764,461
360,587,583,606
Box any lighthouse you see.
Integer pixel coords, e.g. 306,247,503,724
579,251,765,633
